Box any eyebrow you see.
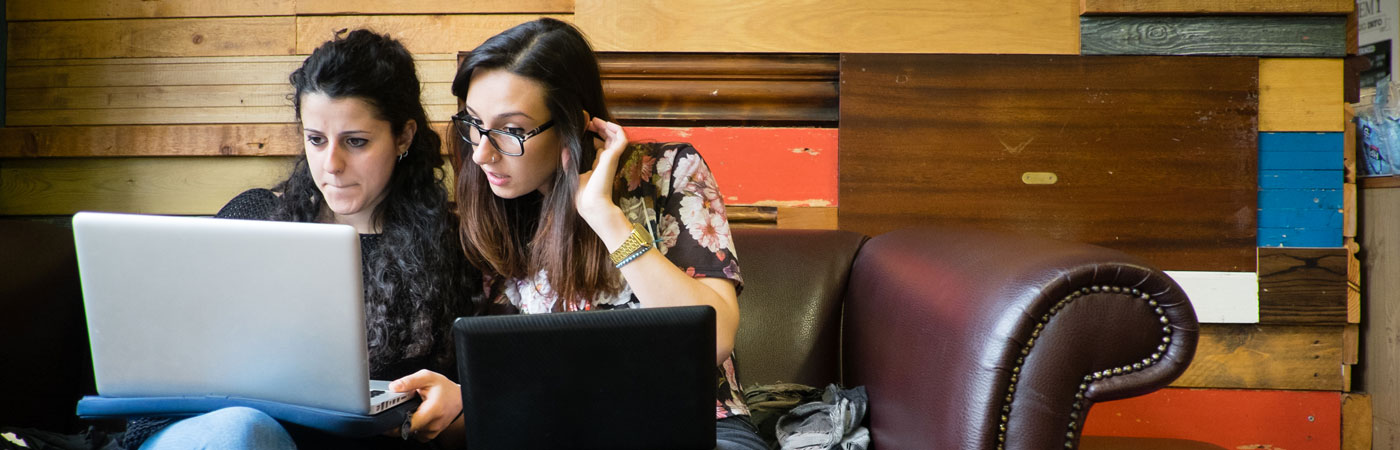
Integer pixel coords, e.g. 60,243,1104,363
302,128,370,135
464,105,536,122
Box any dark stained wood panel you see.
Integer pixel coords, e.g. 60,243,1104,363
839,54,1257,272
1081,16,1347,57
1258,247,1349,324
597,53,838,127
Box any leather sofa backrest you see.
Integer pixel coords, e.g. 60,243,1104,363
729,228,868,388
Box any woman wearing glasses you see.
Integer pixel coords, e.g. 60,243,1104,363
387,17,766,449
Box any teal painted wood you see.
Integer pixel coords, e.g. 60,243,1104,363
1258,227,1343,247
1259,170,1342,189
1260,132,1344,153
1258,189,1344,209
1082,16,1346,57
1260,151,1343,170
1258,208,1344,229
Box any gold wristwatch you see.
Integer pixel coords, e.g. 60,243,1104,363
609,222,653,265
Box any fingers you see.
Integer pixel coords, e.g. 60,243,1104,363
388,369,434,392
394,369,463,442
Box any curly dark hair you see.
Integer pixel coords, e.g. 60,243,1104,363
276,29,481,375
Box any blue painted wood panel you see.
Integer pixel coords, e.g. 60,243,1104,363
1259,170,1342,189
1258,227,1343,247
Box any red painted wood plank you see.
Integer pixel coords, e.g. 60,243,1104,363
626,127,838,206
1084,388,1341,450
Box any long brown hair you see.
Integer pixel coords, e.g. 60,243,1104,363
451,18,617,310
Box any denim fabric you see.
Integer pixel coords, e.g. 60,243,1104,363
138,407,296,450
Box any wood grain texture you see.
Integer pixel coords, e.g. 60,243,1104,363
597,52,839,126
7,17,297,60
1360,175,1400,188
1081,0,1354,14
0,157,295,215
0,123,454,158
1342,393,1372,450
4,104,457,126
1173,324,1344,390
295,15,567,55
294,0,572,14
1257,247,1348,324
1084,389,1342,450
7,85,294,110
5,0,294,20
1081,16,1347,57
1360,186,1400,446
574,0,1078,54
1344,182,1357,236
839,54,1258,272
1260,58,1345,132
1346,238,1360,323
776,207,837,230
726,205,777,229
6,55,458,88
1345,105,1357,183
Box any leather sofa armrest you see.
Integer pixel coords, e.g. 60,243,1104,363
841,227,1197,450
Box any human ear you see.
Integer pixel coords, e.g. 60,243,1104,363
398,119,417,152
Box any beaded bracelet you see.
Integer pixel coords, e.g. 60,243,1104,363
613,244,651,269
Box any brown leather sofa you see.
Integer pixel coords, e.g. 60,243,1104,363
1,219,1199,448
731,227,1199,450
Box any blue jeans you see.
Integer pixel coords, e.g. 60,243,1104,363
138,407,296,450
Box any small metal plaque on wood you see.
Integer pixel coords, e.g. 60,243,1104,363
1022,172,1059,185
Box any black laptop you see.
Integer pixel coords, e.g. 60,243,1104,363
453,305,716,450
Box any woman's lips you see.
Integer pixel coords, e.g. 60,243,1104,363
484,170,509,186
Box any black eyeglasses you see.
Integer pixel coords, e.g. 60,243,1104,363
451,111,554,157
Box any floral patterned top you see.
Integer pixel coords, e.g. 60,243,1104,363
497,141,750,420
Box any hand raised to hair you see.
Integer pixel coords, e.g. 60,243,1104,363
574,117,629,227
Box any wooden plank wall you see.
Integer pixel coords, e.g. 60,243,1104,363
1,0,1370,447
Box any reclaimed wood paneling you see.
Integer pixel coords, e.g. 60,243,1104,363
574,0,1078,54
1260,58,1345,132
1360,185,1400,445
776,207,837,230
839,54,1257,272
294,0,572,14
0,157,295,215
7,17,297,60
1343,393,1373,450
1081,16,1347,57
5,55,458,87
295,15,567,55
1174,324,1345,390
1,126,836,212
1257,247,1348,324
1082,0,1353,14
1084,389,1342,450
624,127,838,206
5,0,294,20
597,53,839,127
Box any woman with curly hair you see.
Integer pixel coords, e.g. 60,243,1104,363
125,29,481,450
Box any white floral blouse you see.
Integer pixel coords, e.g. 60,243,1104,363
499,141,750,420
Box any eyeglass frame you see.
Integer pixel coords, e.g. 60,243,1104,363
450,110,555,157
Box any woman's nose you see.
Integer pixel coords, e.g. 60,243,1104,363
471,138,497,166
323,143,346,174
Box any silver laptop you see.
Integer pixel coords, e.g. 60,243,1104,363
72,211,411,415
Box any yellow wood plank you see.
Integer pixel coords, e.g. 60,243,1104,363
0,157,295,215
1342,393,1372,450
295,15,569,55
5,104,459,127
0,156,459,215
294,0,572,14
574,0,1078,54
776,207,838,230
1344,323,1359,365
1347,237,1361,324
1081,0,1353,14
1259,58,1344,132
1171,324,1345,390
6,0,294,20
7,83,451,112
1345,182,1357,237
6,55,457,89
6,85,293,110
0,124,454,158
7,17,297,60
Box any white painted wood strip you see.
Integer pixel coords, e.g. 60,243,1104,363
1164,270,1259,323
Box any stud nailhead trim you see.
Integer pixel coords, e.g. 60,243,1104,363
995,285,1174,450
